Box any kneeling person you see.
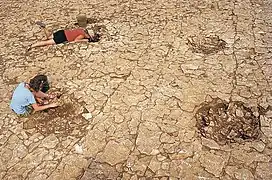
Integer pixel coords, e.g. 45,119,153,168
10,75,58,116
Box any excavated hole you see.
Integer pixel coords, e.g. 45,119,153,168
187,35,227,54
23,94,89,138
195,98,262,145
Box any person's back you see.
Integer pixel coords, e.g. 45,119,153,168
64,28,86,42
10,82,36,114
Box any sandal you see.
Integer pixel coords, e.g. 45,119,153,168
35,21,46,28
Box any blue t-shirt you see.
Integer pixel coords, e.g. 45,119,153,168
10,82,36,114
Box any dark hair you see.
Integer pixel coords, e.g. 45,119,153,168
29,75,48,92
90,33,101,42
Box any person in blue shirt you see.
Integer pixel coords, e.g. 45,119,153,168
10,75,58,116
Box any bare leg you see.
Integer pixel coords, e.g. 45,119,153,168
30,39,56,49
42,27,53,40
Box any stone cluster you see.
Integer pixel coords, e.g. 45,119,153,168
196,98,263,144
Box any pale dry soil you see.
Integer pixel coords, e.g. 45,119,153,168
0,0,271,179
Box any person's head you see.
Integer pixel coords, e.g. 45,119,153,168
29,75,48,92
91,33,101,42
84,28,101,42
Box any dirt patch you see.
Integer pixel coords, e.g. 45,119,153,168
187,35,227,54
79,160,119,180
23,96,89,138
195,98,262,145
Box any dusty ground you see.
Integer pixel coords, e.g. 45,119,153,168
0,0,272,179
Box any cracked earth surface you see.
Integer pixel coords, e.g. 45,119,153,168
0,0,272,179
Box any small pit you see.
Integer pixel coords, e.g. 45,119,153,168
195,98,262,144
187,35,227,54
23,96,89,138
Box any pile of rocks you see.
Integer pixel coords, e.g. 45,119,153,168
187,35,227,54
196,98,262,144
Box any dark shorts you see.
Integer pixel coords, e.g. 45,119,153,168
12,105,33,117
53,30,68,44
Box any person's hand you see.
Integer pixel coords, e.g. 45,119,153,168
49,103,59,108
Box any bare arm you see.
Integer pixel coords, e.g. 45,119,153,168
73,35,88,42
33,90,49,99
73,39,89,42
33,91,56,100
32,103,58,112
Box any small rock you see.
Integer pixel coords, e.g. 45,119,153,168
209,121,215,126
75,144,83,154
201,137,220,150
97,140,130,165
199,152,226,177
253,111,259,117
157,154,167,161
205,95,213,102
236,109,244,117
114,113,124,123
262,127,272,138
265,110,272,118
150,149,160,155
234,168,254,180
260,102,269,109
149,157,161,172
41,134,59,149
82,113,92,120
250,141,266,152
260,115,270,127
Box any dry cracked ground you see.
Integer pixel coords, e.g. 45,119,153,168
0,0,272,179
